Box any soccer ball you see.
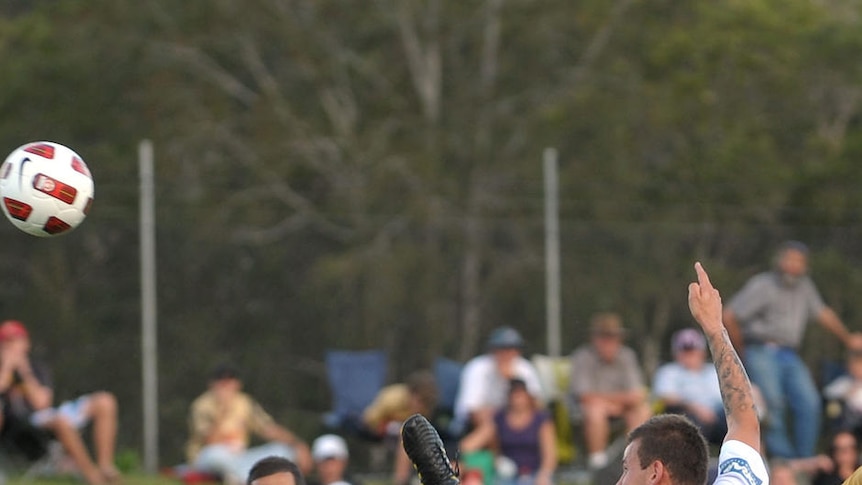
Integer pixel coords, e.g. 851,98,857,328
0,141,94,237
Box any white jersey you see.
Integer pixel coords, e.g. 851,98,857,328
714,440,769,485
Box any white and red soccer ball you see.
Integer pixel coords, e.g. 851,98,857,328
0,141,94,237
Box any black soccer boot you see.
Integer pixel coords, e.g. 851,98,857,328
401,414,460,485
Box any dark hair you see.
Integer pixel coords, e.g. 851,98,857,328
210,362,241,381
406,370,439,410
508,378,528,393
779,240,810,255
247,456,305,485
828,429,858,457
627,414,708,485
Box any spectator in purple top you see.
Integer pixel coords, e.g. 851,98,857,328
460,379,557,485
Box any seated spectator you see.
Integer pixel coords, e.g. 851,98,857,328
362,370,438,437
770,459,801,485
761,433,857,485
308,434,356,485
454,327,544,432
0,320,120,485
824,348,862,438
460,379,557,485
811,430,861,485
569,312,651,470
454,327,543,485
361,370,438,485
652,328,726,445
186,363,312,484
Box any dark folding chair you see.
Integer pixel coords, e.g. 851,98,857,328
322,349,388,438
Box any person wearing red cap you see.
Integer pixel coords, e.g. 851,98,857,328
0,320,120,485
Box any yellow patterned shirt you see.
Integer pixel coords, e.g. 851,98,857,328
844,466,862,485
185,390,274,463
362,384,412,432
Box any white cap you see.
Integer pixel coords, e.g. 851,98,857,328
312,434,349,461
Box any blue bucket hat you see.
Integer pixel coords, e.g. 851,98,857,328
486,326,526,350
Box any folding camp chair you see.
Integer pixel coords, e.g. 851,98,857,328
0,414,68,480
322,349,388,438
432,357,463,443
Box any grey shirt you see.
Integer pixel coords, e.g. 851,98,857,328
727,271,826,348
569,345,644,396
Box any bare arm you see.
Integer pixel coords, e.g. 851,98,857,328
16,366,52,410
260,422,313,473
536,419,557,485
817,307,862,349
689,262,761,452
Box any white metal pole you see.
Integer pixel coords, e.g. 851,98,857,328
544,148,562,358
139,139,159,473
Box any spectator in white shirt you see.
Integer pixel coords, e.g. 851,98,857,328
453,327,544,436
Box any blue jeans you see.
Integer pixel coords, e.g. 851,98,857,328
744,344,821,458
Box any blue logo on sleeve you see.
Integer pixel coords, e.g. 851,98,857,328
718,458,763,485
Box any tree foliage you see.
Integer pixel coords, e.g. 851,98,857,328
1,0,862,465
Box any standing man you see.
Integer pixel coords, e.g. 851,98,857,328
723,241,862,458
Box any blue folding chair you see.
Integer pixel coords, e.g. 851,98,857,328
432,357,464,441
323,349,388,437
433,357,463,416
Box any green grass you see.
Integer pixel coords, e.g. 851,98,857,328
4,473,180,485
2,472,598,485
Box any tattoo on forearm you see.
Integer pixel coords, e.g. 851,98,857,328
710,330,756,418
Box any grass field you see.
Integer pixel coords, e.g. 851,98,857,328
1,471,598,485
4,475,178,485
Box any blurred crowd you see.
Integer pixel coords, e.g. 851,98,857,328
4,240,862,485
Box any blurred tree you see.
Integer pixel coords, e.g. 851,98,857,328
1,0,862,467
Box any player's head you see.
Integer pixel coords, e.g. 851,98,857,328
775,240,809,280
617,414,708,485
247,455,305,485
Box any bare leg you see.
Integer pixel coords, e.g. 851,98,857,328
624,402,651,432
88,392,120,481
46,416,104,485
393,444,413,485
582,400,610,455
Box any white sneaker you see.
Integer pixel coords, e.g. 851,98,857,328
588,452,608,470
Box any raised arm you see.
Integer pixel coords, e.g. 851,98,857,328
688,262,761,452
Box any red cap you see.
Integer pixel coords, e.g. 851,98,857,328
0,320,29,342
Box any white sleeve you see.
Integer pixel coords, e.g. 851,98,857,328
651,365,676,398
516,358,545,401
823,376,851,400
453,358,486,421
713,440,769,485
